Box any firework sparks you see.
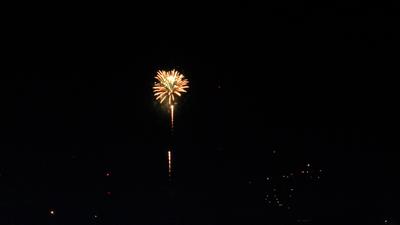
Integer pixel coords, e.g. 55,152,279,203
170,105,174,129
153,69,189,128
153,69,188,182
168,150,172,179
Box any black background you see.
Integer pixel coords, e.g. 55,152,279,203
1,2,399,224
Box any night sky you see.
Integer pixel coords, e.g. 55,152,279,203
1,2,400,225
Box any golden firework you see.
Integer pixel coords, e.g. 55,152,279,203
153,69,189,105
153,69,189,128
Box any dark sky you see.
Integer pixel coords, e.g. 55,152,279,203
1,2,399,225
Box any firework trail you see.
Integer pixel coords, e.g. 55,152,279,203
168,150,172,179
153,69,189,129
153,69,189,181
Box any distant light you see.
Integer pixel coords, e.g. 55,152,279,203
301,171,305,174
266,177,270,181
49,209,56,216
272,150,277,154
105,171,112,177
384,219,388,223
307,163,311,167
106,191,112,196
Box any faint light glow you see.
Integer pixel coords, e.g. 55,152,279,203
49,209,55,216
168,150,172,179
258,162,325,210
105,171,111,177
106,191,112,196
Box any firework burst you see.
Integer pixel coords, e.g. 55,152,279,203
153,69,189,128
153,69,189,105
